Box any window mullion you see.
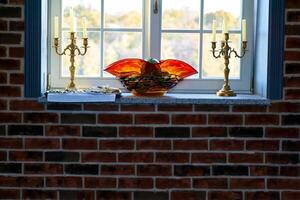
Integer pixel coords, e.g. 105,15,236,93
100,0,104,77
199,0,204,79
149,0,162,59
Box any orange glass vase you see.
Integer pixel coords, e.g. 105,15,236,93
105,58,198,97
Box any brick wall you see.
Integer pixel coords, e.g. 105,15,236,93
0,0,299,199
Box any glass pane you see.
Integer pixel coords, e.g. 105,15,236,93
62,0,101,28
162,0,200,29
161,33,199,73
203,0,241,30
62,32,101,77
104,0,142,28
104,32,142,77
202,33,241,79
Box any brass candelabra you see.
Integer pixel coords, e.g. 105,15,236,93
53,32,88,90
211,33,247,96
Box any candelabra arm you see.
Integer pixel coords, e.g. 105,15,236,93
53,38,69,56
76,38,89,56
230,41,247,58
211,42,223,59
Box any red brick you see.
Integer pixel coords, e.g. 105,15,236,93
250,166,279,176
285,51,300,61
0,176,44,187
158,104,193,112
192,127,227,137
286,37,300,49
195,105,229,112
0,112,21,123
280,166,300,177
136,140,171,150
210,140,244,151
282,192,300,200
99,140,134,150
9,151,43,161
156,153,189,163
265,128,299,138
286,0,300,8
0,86,21,97
119,153,153,163
0,99,6,110
45,125,80,137
96,191,131,200
9,21,24,31
285,76,300,87
208,114,243,125
135,114,169,124
229,153,263,163
23,190,58,200
24,163,63,174
171,191,205,200
246,140,279,151
46,176,82,188
208,191,242,200
156,178,191,189
0,46,6,57
0,137,22,148
137,165,172,176
232,105,267,112
192,153,226,163
121,104,155,112
98,114,132,124
9,0,24,5
119,127,153,137
0,59,20,70
245,115,279,125
266,153,299,164
282,141,300,151
10,100,45,111
63,138,97,150
286,63,300,74
230,178,265,189
85,177,116,188
285,89,300,100
246,192,280,200
268,179,300,190
0,20,7,31
84,104,119,111
25,138,60,149
0,189,20,199
174,165,210,176
172,114,206,125
101,165,135,175
9,73,24,84
269,102,300,113
23,113,58,123
193,178,227,189
0,151,6,161
173,140,208,150
82,152,116,163
288,11,300,22
8,47,23,57
119,178,153,189
0,72,7,84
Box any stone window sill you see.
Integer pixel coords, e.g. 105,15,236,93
39,93,270,105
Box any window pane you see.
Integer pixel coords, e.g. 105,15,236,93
104,32,142,77
62,0,101,28
202,33,241,79
62,32,101,77
161,33,199,73
203,0,241,30
104,0,142,28
162,0,200,29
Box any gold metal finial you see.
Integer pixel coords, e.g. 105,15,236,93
211,33,247,97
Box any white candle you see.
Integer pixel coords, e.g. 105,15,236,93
54,16,59,38
212,20,216,42
222,18,228,34
83,17,87,38
70,7,75,32
242,19,247,41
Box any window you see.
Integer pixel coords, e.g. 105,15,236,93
48,0,254,93
25,0,284,99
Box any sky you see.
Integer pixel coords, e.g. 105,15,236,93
63,0,241,17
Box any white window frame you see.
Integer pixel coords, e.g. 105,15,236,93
48,0,254,94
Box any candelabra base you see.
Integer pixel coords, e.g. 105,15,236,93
217,86,236,97
66,83,77,91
